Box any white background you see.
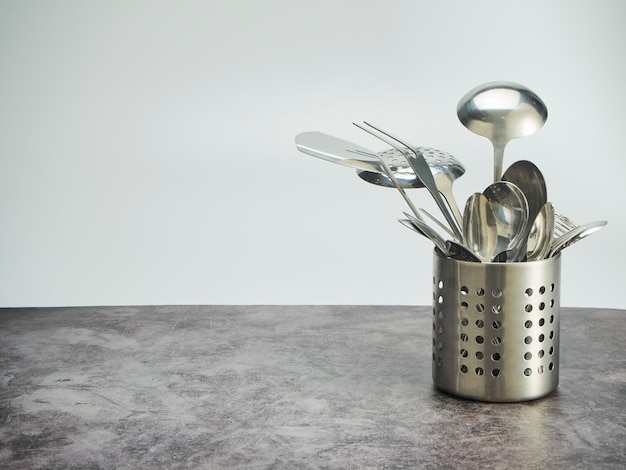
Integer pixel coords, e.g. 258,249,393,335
1,0,624,308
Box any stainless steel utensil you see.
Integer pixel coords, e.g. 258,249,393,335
526,202,555,261
457,82,548,182
553,213,576,239
399,216,451,256
357,147,466,226
353,122,464,240
445,240,482,263
294,131,421,220
549,220,607,257
482,181,529,261
502,160,548,260
462,193,498,262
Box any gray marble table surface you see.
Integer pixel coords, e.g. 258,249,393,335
0,305,624,469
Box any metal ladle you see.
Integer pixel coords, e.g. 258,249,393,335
457,81,548,182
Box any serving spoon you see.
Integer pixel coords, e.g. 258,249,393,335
482,181,529,262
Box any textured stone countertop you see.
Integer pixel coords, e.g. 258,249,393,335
0,305,625,469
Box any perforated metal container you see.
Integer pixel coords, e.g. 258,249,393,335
432,249,561,402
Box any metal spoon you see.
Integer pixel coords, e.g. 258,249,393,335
353,122,464,241
463,193,498,262
482,181,529,261
457,82,548,182
502,160,548,260
294,131,421,220
357,147,466,227
526,202,554,262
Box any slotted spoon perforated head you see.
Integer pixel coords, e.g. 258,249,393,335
357,147,465,189
358,146,466,228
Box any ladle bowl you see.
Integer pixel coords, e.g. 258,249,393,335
457,81,548,182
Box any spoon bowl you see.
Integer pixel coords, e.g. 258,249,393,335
482,181,529,259
463,193,498,262
526,202,555,261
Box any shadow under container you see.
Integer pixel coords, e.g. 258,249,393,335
432,249,561,402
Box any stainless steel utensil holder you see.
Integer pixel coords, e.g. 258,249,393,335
432,249,561,402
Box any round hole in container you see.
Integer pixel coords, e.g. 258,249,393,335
525,288,533,297
492,304,502,314
460,333,468,342
432,307,436,316
461,302,469,310
476,336,484,344
525,304,533,313
539,318,545,327
524,352,532,360
438,280,444,289
551,283,555,292
438,311,443,319
461,286,469,295
524,336,533,345
460,349,468,358
550,299,555,308
492,337,502,346
491,352,501,361
525,320,533,329
539,302,545,311
432,338,435,346
539,286,546,295
492,288,503,298
432,322,435,331
550,314,555,324
461,317,469,326
476,351,484,360
538,365,544,374
550,331,554,340
538,349,545,358
476,287,485,296
437,326,444,335
476,319,484,328
538,333,545,343
433,276,436,285
432,353,435,361
549,346,554,355
438,295,444,304
524,368,532,376
476,304,485,313
437,341,443,350
549,362,554,371
492,368,501,377
475,367,484,376
460,365,468,373
492,320,502,330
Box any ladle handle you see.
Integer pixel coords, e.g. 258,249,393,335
493,143,506,182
